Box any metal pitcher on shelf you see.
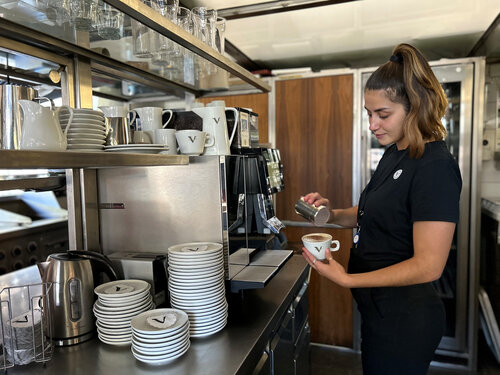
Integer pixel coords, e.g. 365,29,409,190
0,84,38,150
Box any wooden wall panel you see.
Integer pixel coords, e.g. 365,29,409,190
275,75,354,347
198,93,269,145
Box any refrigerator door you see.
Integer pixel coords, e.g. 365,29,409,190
359,62,474,354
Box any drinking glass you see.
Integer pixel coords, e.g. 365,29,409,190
70,0,98,31
191,7,217,79
97,3,124,40
151,0,178,66
215,17,226,54
132,0,154,58
168,6,192,82
39,0,71,26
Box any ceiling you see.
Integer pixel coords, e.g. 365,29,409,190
183,0,500,72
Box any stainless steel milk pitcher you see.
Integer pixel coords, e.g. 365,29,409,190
0,83,38,149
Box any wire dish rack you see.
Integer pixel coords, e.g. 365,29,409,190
0,282,53,370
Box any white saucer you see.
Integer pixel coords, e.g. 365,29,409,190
190,319,227,338
97,329,132,340
169,282,224,297
132,323,188,345
71,108,105,116
168,266,225,278
94,303,154,321
188,308,228,323
169,270,224,281
172,300,227,314
132,335,189,356
168,258,224,270
170,289,225,303
67,144,104,150
96,319,130,329
167,252,222,262
168,280,223,293
96,324,131,335
131,308,188,335
68,138,106,145
98,291,151,307
131,341,190,364
95,280,151,298
131,322,189,341
168,278,223,292
95,294,151,311
66,124,107,131
168,264,224,275
104,144,166,149
104,146,169,154
60,113,104,120
168,242,223,257
168,273,225,285
66,132,106,140
94,298,153,316
96,319,131,328
170,294,226,309
98,333,131,346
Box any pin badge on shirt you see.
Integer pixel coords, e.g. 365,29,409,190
393,169,403,180
353,232,360,244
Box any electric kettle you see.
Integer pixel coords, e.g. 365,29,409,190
37,250,117,346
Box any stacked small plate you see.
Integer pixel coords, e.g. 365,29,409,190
131,308,190,365
93,279,154,346
59,108,107,152
103,144,169,154
167,242,228,338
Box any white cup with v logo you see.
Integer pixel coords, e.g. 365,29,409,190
175,130,214,156
302,233,340,260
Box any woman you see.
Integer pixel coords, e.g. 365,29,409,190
302,43,462,374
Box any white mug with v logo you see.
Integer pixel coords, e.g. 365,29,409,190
175,130,214,156
302,233,340,260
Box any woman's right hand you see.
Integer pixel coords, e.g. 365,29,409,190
303,192,330,209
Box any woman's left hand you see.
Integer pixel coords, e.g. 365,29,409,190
301,247,350,287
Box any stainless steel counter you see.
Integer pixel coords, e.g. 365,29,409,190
9,255,309,375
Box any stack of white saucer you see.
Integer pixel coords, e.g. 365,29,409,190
93,280,154,346
167,242,228,338
130,308,190,365
59,108,107,152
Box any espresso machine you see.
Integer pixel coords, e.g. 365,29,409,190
227,148,285,236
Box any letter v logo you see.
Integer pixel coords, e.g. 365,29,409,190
188,136,196,143
314,246,322,253
213,117,220,124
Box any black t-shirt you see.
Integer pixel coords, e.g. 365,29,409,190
351,141,462,269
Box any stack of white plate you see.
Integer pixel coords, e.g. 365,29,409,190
59,108,107,152
167,242,228,338
103,144,169,154
130,308,190,365
93,279,154,346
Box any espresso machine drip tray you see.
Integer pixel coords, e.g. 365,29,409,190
250,250,293,267
229,249,293,292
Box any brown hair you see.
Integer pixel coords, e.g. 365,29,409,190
365,43,448,158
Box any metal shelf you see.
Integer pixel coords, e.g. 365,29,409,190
0,175,66,191
0,150,189,169
0,0,271,97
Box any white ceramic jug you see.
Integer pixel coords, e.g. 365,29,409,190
191,101,238,155
18,99,73,151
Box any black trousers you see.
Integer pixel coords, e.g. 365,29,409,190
351,283,445,375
